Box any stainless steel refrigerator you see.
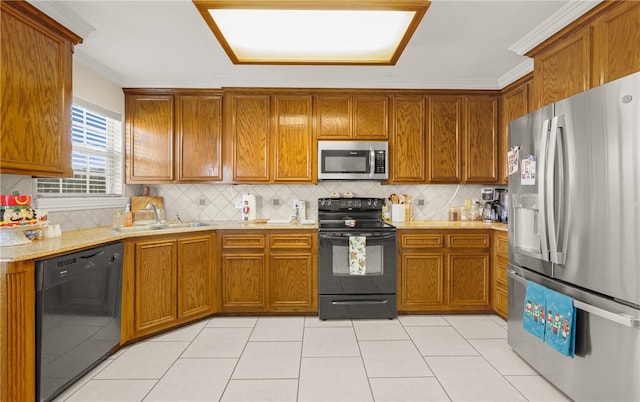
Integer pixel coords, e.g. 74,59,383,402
508,71,640,401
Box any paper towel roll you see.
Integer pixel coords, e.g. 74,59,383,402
241,194,257,221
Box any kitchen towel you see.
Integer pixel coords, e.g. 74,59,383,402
544,287,576,358
349,236,366,275
522,281,547,340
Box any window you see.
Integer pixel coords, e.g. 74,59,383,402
35,100,127,211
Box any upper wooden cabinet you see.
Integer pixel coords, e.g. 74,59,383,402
1,1,82,177
177,95,223,181
428,96,463,182
225,91,314,184
316,94,388,140
272,95,314,183
124,89,223,183
531,28,592,109
390,96,428,183
464,96,498,183
592,1,640,86
499,74,532,183
225,94,271,182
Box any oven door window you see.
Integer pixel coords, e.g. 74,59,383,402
332,243,383,276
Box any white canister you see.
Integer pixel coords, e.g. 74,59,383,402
391,204,405,222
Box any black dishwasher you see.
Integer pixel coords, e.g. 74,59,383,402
36,241,123,402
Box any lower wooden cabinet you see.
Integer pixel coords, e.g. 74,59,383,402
493,231,509,319
122,231,216,341
398,230,492,313
220,230,317,313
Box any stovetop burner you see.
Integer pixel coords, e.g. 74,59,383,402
317,197,395,232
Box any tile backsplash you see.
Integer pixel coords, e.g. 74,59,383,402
1,174,502,231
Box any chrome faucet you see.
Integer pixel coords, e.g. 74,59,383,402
147,203,161,224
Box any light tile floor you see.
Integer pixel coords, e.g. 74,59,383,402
53,314,572,402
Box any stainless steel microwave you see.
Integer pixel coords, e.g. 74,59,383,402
317,141,388,180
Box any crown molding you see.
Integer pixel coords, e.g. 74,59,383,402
74,52,125,87
498,59,534,89
29,1,95,39
508,0,602,56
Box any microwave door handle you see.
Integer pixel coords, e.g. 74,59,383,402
369,146,375,178
538,118,551,262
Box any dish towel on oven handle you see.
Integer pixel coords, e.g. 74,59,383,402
349,236,366,275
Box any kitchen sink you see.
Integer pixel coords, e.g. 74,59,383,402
115,221,214,232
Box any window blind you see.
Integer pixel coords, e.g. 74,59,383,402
36,104,123,196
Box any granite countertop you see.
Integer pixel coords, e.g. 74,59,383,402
0,220,318,263
393,220,508,232
1,219,508,263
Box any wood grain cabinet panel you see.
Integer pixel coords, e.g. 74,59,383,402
0,261,36,402
398,230,492,313
448,253,490,309
500,76,532,183
221,254,266,311
531,28,592,109
592,1,640,86
390,96,427,183
493,231,509,319
122,232,216,342
399,252,445,311
428,96,463,182
227,94,271,182
0,1,81,177
316,94,388,140
177,94,223,181
464,96,498,183
273,95,314,183
126,94,175,182
220,230,317,313
133,239,178,334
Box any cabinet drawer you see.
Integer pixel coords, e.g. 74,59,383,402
270,233,313,249
495,233,508,257
222,234,266,249
447,234,490,248
401,234,444,249
495,259,509,286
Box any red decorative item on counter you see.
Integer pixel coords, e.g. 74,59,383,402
1,191,31,207
0,192,38,227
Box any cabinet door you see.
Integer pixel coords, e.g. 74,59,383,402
398,252,445,312
273,95,314,183
177,234,215,319
390,96,427,183
316,95,351,139
500,77,532,183
221,253,266,311
176,95,222,181
126,94,175,182
532,28,592,109
592,1,640,86
270,252,316,311
227,94,270,182
464,96,498,183
428,96,463,182
133,239,178,334
0,2,79,177
447,253,490,310
353,96,388,139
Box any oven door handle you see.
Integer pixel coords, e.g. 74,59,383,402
319,233,396,241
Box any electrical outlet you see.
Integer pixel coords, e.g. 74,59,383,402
234,198,243,209
417,199,425,206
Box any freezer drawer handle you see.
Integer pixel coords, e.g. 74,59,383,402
573,300,640,328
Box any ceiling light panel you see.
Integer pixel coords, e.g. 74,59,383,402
193,1,431,65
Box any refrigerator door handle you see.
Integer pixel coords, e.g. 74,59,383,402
573,300,640,328
546,115,566,264
538,118,551,262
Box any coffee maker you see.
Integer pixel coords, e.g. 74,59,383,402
481,188,508,223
